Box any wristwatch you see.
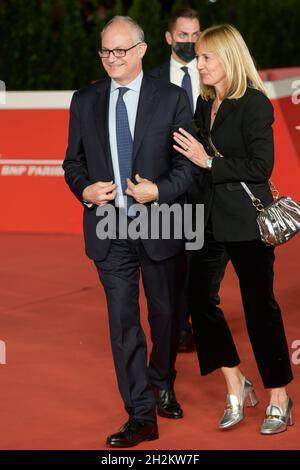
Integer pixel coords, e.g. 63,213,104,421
207,156,213,170
83,200,94,208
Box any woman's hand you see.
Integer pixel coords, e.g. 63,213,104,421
173,128,211,168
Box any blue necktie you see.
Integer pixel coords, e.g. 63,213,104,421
116,87,134,214
181,66,194,113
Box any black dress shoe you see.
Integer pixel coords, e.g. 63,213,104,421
178,329,195,353
153,387,183,419
106,418,158,448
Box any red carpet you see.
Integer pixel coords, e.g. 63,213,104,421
0,233,299,450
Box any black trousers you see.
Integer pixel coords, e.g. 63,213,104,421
95,237,185,422
180,249,227,332
189,222,293,389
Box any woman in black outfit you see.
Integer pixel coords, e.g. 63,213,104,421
173,24,293,434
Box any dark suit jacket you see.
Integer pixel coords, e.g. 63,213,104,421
63,74,193,261
149,61,171,82
188,87,275,242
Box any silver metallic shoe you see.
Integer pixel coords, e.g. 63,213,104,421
260,396,293,435
219,377,259,430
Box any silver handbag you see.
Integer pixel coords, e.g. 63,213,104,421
241,181,300,246
208,134,300,246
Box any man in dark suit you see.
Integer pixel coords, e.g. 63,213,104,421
150,8,201,352
150,8,200,114
63,16,193,447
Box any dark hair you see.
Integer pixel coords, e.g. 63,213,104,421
167,8,200,33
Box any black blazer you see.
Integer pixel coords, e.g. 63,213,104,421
188,87,275,242
63,74,193,261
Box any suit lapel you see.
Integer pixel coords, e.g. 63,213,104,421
201,99,212,133
93,79,110,153
93,75,159,170
133,75,158,161
93,79,114,176
211,98,237,133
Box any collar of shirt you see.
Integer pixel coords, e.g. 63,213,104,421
170,56,198,72
111,70,144,95
170,56,199,111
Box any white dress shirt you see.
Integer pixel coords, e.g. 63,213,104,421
170,56,200,112
108,71,143,208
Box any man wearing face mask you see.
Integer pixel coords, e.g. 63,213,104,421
150,8,201,352
150,8,201,114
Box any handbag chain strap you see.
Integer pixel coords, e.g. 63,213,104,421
208,134,280,213
240,182,264,212
268,180,280,199
208,133,224,158
241,180,280,213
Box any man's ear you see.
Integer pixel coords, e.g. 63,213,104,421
138,42,148,58
165,31,172,46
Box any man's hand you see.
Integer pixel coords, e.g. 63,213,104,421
82,181,117,205
125,174,159,204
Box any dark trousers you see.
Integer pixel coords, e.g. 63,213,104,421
179,255,192,332
95,237,185,422
180,250,227,332
189,222,293,389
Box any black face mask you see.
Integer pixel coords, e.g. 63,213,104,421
174,42,196,62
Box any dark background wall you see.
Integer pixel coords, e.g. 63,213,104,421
0,0,299,90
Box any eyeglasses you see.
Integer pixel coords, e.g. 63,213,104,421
98,42,142,58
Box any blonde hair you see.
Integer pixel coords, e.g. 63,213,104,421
196,24,267,100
